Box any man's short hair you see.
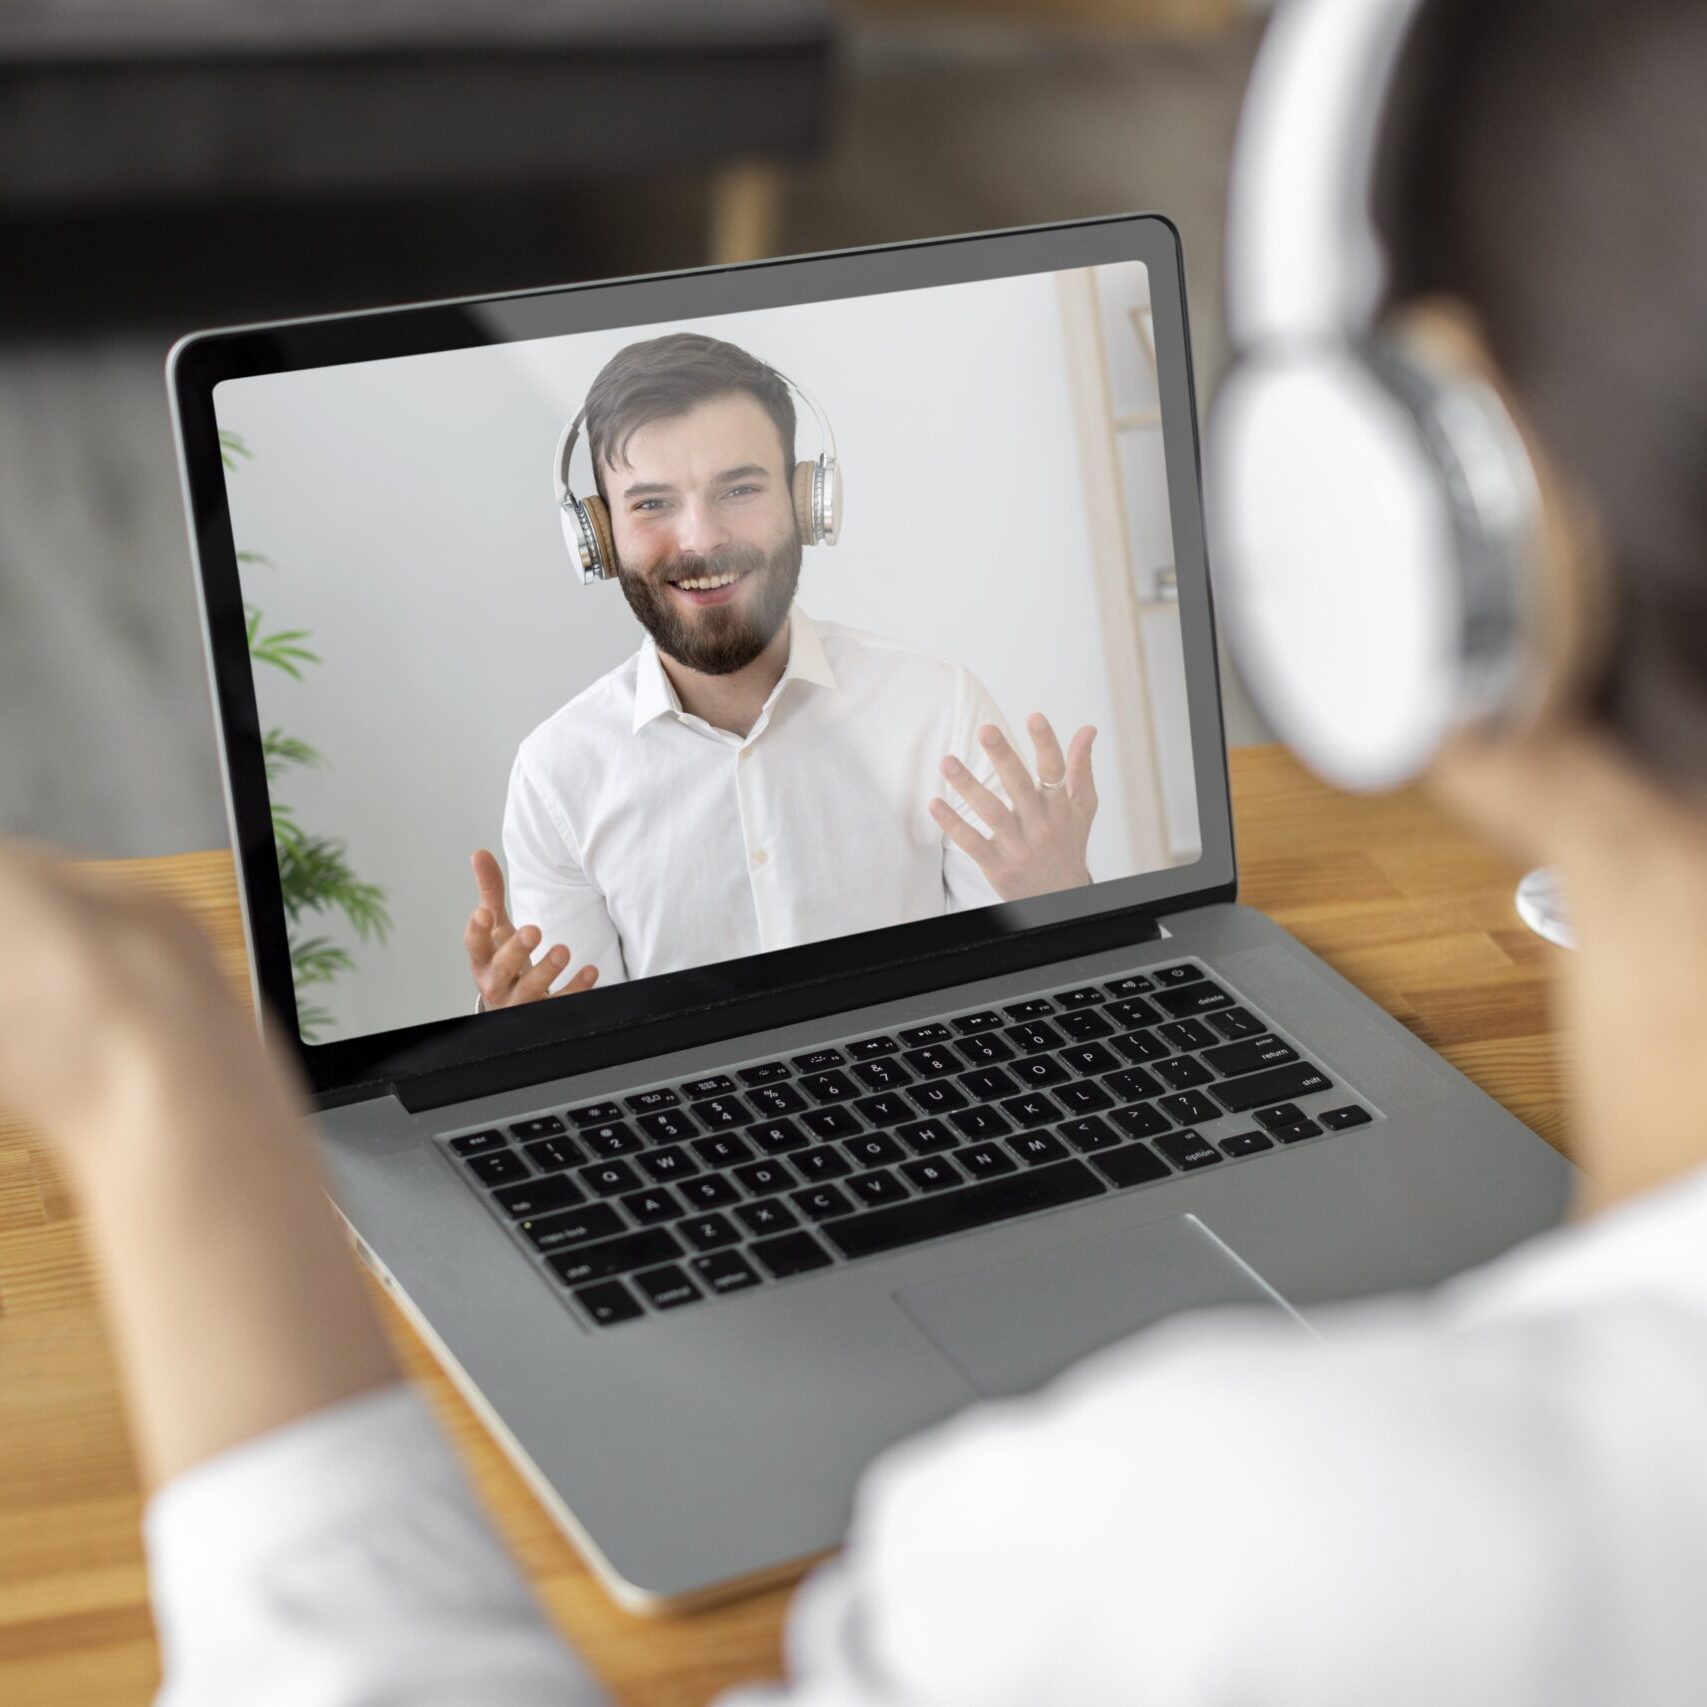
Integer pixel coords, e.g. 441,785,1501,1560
584,333,797,501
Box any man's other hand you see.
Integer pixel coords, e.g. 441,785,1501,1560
465,850,599,1008
931,714,1098,901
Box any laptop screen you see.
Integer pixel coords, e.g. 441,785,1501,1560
192,222,1225,1067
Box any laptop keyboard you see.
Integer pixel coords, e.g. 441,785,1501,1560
439,961,1375,1328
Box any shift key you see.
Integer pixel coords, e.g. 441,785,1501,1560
1210,1061,1332,1114
547,1226,682,1286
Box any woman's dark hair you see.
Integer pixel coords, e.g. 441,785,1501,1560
1376,0,1707,788
584,332,796,502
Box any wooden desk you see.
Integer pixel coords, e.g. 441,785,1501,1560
0,745,1570,1705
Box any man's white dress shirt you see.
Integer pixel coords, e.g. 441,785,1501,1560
502,606,1007,988
147,1161,1707,1705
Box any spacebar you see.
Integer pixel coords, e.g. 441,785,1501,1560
822,1160,1105,1261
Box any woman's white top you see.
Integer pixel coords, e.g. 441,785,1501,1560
147,1162,1707,1706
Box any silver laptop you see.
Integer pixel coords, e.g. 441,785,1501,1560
170,215,1573,1610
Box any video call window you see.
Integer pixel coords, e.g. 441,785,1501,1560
215,262,1200,1043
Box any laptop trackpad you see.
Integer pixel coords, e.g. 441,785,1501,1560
893,1213,1301,1398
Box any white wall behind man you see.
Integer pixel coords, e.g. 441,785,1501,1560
218,268,1199,1041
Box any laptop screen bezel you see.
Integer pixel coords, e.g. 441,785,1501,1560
170,214,1237,1105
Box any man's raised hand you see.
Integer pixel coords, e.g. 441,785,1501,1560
930,713,1098,902
465,849,598,1008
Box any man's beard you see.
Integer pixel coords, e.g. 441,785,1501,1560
617,532,803,677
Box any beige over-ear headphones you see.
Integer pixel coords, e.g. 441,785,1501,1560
552,368,843,585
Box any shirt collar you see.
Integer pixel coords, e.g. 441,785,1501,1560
630,603,837,734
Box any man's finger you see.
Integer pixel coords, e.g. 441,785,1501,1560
1066,726,1098,801
940,756,1012,837
977,725,1035,815
552,964,602,998
1026,713,1068,788
470,850,512,931
513,942,572,1004
929,797,996,868
485,923,540,1002
464,907,499,973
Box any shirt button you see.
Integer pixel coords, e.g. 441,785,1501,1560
751,849,768,868
738,747,752,765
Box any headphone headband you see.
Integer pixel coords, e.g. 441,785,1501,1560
1226,0,1429,347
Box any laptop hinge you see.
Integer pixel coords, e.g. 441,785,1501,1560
391,906,1165,1116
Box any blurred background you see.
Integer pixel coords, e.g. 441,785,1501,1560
0,0,1272,865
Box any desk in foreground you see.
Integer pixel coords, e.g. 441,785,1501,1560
0,745,1568,1705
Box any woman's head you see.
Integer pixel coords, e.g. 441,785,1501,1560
1375,0,1707,801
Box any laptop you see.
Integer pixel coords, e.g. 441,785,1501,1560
169,214,1574,1610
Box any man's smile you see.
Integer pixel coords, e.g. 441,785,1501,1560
666,566,757,607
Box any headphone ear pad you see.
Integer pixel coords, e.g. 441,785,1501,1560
792,460,817,546
581,493,616,580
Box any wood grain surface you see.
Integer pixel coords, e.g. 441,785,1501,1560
0,745,1571,1705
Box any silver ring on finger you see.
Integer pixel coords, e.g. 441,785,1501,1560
1037,774,1067,793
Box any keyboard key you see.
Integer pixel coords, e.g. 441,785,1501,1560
1272,1119,1324,1144
1154,1056,1215,1091
960,1065,1021,1102
1010,1054,1070,1089
566,1102,623,1128
468,1150,529,1187
679,1073,736,1100
949,1105,1014,1142
734,1159,798,1197
1007,1020,1065,1053
1158,1018,1218,1053
793,1184,856,1221
449,1128,506,1156
847,1167,908,1207
957,1142,1019,1179
693,1096,751,1130
523,1135,588,1173
845,1132,907,1169
750,1230,834,1278
800,1070,859,1105
582,1121,644,1158
1060,1042,1120,1076
792,1048,845,1073
1220,1131,1275,1157
903,1044,963,1079
693,1133,755,1169
956,1033,1015,1066
1059,1115,1122,1153
848,1034,901,1059
737,1062,790,1086
899,1023,953,1046
1106,1066,1163,1101
582,1160,643,1196
950,1010,1005,1034
1207,1006,1266,1041
1010,1130,1069,1166
621,1187,686,1225
1319,1104,1372,1131
625,1088,680,1114
1156,1129,1221,1170
856,1093,913,1128
572,1279,643,1326
680,1212,741,1251
899,1119,959,1155
1153,963,1206,986
801,1107,863,1142
1103,975,1156,998
693,1249,762,1294
1004,999,1057,1021
1055,1009,1114,1041
1110,1030,1170,1065
547,1227,681,1286
680,1174,741,1209
852,1057,913,1092
909,1081,970,1115
749,1119,811,1155
1055,986,1105,1009
1253,1103,1306,1130
1159,1091,1220,1126
634,1264,700,1310
824,1159,1103,1261
736,1199,800,1237
1202,1035,1301,1077
1091,1144,1171,1189
1110,1102,1171,1141
1054,1080,1114,1115
637,1108,699,1145
902,1156,963,1192
748,1083,808,1118
1215,1058,1331,1112
511,1115,568,1141
1002,1093,1063,1130
493,1175,585,1219
1105,996,1163,1030
1154,983,1237,1018
795,1144,854,1181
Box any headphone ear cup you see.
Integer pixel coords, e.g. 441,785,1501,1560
791,460,817,547
581,493,616,580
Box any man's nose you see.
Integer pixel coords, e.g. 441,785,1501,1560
670,499,733,557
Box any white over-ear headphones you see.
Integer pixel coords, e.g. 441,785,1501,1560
1209,0,1547,790
552,368,843,586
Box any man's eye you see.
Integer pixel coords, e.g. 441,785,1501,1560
632,499,669,514
723,485,760,500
